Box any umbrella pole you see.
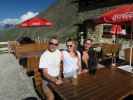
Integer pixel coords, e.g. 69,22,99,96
112,34,116,67
112,24,117,67
130,48,132,67
130,21,133,68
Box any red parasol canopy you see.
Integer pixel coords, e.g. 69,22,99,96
99,4,133,24
17,17,53,28
97,4,133,35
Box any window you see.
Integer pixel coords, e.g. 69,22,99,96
102,24,112,38
102,23,132,39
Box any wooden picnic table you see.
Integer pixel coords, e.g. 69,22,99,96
49,68,133,100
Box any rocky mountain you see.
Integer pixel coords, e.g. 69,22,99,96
0,24,15,30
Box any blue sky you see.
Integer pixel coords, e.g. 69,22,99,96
0,0,56,24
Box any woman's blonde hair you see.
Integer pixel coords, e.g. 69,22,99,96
66,38,77,45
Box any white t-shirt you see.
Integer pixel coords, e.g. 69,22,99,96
62,50,81,74
39,49,61,77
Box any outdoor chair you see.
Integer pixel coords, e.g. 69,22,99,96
100,43,121,66
124,48,133,64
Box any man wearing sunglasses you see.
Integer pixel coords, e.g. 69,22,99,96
39,36,63,100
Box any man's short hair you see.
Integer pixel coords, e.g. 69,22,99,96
48,35,59,42
84,38,93,44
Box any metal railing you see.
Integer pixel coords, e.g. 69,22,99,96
0,42,8,53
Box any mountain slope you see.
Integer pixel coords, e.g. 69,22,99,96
37,0,78,39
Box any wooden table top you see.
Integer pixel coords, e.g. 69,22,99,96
49,68,133,100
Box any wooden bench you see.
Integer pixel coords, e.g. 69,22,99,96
15,42,47,59
15,42,47,74
32,56,46,100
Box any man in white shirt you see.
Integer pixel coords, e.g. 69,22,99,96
39,36,62,100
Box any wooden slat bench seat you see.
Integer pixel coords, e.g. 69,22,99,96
32,56,46,100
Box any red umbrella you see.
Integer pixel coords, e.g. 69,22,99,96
17,17,53,28
16,17,53,41
98,4,133,67
97,4,133,36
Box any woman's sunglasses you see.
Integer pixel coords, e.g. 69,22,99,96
66,45,73,48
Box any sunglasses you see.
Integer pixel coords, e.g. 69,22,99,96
49,42,58,46
66,45,73,48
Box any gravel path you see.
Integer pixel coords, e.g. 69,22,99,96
0,53,39,100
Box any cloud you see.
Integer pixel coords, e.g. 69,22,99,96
20,11,39,22
0,11,39,25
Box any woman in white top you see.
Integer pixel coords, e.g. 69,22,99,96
62,38,81,78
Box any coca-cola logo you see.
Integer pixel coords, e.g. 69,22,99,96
112,12,133,21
